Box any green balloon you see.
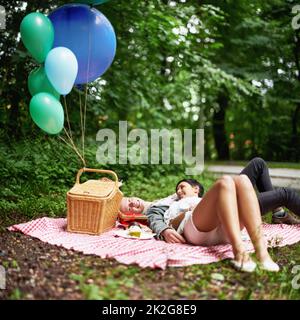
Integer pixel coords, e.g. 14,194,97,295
20,12,54,63
28,66,60,99
74,0,111,5
30,93,64,135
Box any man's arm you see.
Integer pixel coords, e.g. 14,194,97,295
146,205,186,243
145,205,170,240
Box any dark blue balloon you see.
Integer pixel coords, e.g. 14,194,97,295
49,4,116,84
75,84,85,91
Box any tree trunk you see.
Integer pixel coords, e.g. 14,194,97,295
291,103,300,161
292,32,300,160
212,89,229,160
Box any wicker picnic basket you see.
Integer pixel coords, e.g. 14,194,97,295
67,168,123,235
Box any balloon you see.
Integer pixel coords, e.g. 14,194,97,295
20,12,54,63
75,84,85,91
49,4,116,84
74,0,111,4
29,93,64,135
45,47,78,95
28,66,60,99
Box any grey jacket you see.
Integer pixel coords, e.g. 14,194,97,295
146,205,171,240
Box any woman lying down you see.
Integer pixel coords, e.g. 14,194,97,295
120,175,279,273
119,158,300,272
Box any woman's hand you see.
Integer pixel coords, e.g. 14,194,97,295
161,228,186,244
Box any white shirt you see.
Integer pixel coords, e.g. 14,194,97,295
164,196,201,234
151,193,179,207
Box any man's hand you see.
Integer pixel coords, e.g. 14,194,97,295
161,228,186,244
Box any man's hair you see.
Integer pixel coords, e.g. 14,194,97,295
175,179,204,197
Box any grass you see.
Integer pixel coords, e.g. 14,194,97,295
62,173,300,300
9,289,23,300
1,139,300,300
67,241,300,300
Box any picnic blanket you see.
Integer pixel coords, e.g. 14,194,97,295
8,217,300,269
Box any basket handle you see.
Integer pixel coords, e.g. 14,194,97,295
75,168,119,189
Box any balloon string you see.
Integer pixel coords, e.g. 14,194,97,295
62,95,87,167
83,84,88,161
63,95,73,141
79,90,84,159
82,11,92,163
61,128,87,167
63,127,84,164
58,135,86,167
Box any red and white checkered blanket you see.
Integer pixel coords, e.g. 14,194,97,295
8,217,300,269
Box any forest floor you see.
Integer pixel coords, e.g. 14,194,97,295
1,212,300,300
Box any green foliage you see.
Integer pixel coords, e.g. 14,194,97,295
0,138,214,217
0,0,267,160
0,0,299,221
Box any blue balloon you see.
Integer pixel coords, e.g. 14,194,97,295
75,84,85,91
45,47,78,95
49,4,117,85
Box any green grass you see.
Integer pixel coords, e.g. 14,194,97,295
1,138,300,300
70,264,138,300
0,137,192,219
1,138,299,220
9,288,23,300
69,242,300,300
64,174,300,300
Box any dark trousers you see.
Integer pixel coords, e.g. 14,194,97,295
240,158,300,216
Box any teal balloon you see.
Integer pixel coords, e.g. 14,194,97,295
29,93,64,135
74,0,111,5
20,12,54,63
28,66,60,99
45,47,78,95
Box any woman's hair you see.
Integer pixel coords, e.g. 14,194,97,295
175,179,204,197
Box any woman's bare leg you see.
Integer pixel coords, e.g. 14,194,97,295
233,175,278,267
192,175,248,262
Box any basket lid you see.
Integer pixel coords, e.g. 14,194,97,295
68,179,116,198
